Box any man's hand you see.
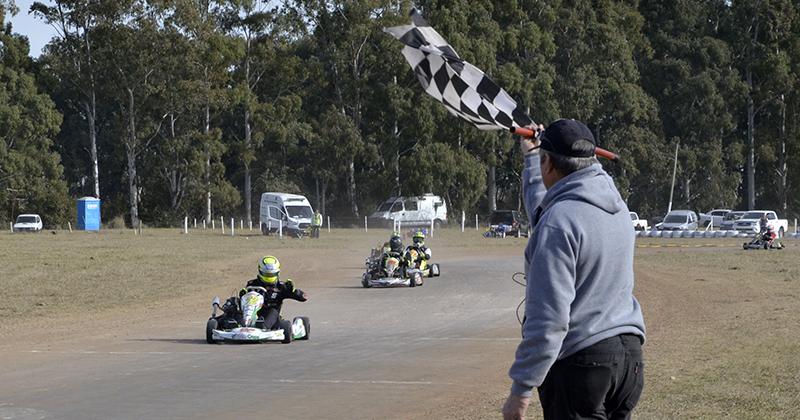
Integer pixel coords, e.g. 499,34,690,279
519,124,544,155
502,394,530,420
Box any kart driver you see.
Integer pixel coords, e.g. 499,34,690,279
380,232,405,273
238,255,308,329
405,231,432,265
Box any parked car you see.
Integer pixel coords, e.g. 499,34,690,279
489,210,528,237
699,209,731,228
12,214,43,232
733,210,788,237
629,212,649,231
719,211,746,231
655,210,698,231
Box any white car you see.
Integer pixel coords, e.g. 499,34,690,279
13,214,43,232
733,211,788,237
656,210,698,231
699,209,731,228
719,211,746,230
629,212,648,231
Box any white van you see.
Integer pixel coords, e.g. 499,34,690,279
368,194,447,228
259,192,314,236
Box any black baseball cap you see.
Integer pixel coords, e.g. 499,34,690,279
539,119,596,158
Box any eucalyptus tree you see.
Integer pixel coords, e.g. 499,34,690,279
0,6,71,224
31,0,128,199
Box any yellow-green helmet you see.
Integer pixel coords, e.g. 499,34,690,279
413,231,425,245
258,255,280,285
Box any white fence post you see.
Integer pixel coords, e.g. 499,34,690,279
279,220,283,237
203,220,206,230
364,216,368,233
67,221,72,233
184,217,188,234
212,220,215,230
475,214,479,231
231,218,235,236
221,217,225,235
9,222,12,232
461,211,465,233
327,216,331,233
795,218,797,234
430,219,435,237
249,220,253,231
193,218,197,228
240,220,243,230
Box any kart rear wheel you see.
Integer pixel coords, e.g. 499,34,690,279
206,318,218,344
430,264,440,277
362,273,372,288
409,273,416,287
280,319,293,344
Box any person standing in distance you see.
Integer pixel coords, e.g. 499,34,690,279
502,119,646,420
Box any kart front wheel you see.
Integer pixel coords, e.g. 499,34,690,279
297,316,310,340
206,318,218,344
362,273,372,288
280,319,293,344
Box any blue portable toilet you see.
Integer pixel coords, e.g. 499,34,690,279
77,197,101,231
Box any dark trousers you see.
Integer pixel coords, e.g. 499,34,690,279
311,226,320,238
258,307,280,329
538,334,644,420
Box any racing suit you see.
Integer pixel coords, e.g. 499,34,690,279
404,244,432,269
236,278,307,329
380,242,405,276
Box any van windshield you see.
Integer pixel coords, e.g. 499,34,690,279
378,202,394,212
16,216,37,223
285,206,312,218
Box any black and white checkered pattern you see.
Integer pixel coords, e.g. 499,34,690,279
384,9,532,131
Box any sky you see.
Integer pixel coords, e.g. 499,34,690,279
7,0,58,58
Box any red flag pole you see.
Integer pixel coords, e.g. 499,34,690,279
510,127,619,161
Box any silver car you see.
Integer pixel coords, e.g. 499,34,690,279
656,210,698,230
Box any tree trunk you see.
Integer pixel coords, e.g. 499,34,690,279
487,165,497,212
321,179,327,217
779,94,788,213
244,106,252,224
84,95,100,199
204,102,212,224
347,159,359,217
746,66,756,210
126,89,139,228
395,149,401,195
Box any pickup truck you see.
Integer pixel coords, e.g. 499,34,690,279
629,212,648,231
699,209,731,228
732,210,788,237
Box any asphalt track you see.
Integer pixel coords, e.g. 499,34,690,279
0,251,525,419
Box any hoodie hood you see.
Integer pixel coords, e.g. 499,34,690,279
539,163,624,216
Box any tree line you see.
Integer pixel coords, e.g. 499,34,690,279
1,0,800,227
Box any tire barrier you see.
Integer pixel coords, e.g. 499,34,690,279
632,230,797,239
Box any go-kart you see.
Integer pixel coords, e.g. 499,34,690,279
743,228,784,250
362,248,423,288
206,286,310,344
404,247,441,278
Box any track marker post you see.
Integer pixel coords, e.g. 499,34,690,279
461,211,465,233
67,222,72,233
279,220,283,237
231,218,235,236
184,217,188,234
327,216,331,233
430,219,434,237
364,216,368,233
221,217,225,235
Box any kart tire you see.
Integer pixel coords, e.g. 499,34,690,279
764,242,769,250
409,273,417,287
779,227,785,238
743,243,747,250
362,273,372,288
206,318,218,344
297,316,310,340
280,319,293,344
431,263,440,277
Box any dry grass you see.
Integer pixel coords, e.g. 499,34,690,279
1,231,798,418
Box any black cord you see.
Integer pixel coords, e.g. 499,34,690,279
512,272,527,326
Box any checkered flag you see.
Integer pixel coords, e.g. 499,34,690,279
384,9,532,131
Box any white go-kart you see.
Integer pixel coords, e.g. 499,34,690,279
206,286,309,344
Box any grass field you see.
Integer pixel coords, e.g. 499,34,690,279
1,229,799,418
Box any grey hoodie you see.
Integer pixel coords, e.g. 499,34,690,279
509,154,645,397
